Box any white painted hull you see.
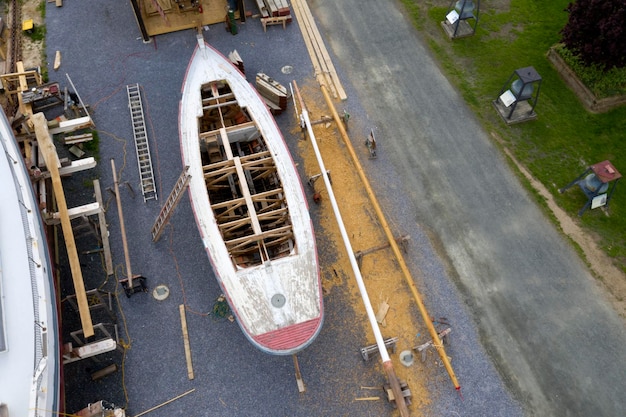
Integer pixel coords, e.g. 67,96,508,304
179,43,323,355
0,110,61,416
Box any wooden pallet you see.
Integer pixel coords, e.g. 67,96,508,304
260,15,291,32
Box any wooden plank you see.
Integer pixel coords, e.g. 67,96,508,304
61,133,93,144
291,0,346,100
63,338,116,364
293,354,305,392
375,300,390,324
54,50,61,70
263,0,278,16
93,180,114,275
46,202,101,224
55,0,62,7
33,112,94,337
40,157,97,178
254,0,270,17
48,115,94,135
233,156,262,234
179,304,194,380
290,0,335,98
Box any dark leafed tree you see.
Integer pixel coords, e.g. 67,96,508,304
560,0,626,69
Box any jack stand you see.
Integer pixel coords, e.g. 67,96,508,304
384,380,412,408
355,235,410,268
414,327,452,362
308,170,331,187
360,337,399,361
365,129,377,159
120,275,148,298
309,115,334,126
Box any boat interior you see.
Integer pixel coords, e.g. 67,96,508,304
198,81,296,268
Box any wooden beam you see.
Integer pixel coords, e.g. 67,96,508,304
179,304,194,380
233,156,261,234
39,157,97,178
48,115,94,135
111,159,133,289
93,179,114,275
33,112,94,337
45,202,101,225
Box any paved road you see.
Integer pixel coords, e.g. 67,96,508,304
309,0,626,416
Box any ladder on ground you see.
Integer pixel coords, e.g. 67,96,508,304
127,84,157,202
151,166,191,242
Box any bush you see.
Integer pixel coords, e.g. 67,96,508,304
555,44,626,97
561,0,626,70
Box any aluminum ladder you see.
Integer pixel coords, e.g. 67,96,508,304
127,84,157,202
151,166,191,242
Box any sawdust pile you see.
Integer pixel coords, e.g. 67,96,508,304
296,81,456,413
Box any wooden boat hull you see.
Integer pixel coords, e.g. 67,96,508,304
179,43,323,355
0,110,61,416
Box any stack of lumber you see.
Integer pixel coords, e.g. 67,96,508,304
255,73,289,115
228,50,245,75
265,0,290,17
255,0,291,19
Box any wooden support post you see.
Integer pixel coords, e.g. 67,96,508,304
33,113,94,337
111,159,140,295
179,304,194,380
93,179,114,275
293,354,305,393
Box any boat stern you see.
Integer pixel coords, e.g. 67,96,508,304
252,315,324,355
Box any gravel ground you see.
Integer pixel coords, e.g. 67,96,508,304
45,1,521,416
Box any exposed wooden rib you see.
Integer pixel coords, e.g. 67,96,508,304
219,206,288,234
202,99,238,111
225,225,292,249
212,188,283,210
203,152,273,176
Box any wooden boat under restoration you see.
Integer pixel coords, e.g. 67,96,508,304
0,109,61,416
179,43,323,355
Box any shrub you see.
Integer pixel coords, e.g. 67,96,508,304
561,0,626,70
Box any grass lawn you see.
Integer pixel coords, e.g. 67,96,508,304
404,0,626,272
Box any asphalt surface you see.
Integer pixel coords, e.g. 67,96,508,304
43,0,626,416
308,0,626,416
47,2,412,416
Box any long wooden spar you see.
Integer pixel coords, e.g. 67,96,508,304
32,112,94,337
293,83,410,417
317,83,461,392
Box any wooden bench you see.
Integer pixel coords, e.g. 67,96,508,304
260,15,291,32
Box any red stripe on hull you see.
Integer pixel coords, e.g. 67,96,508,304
253,317,322,352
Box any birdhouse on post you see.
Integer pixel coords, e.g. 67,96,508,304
493,66,542,124
559,160,622,216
